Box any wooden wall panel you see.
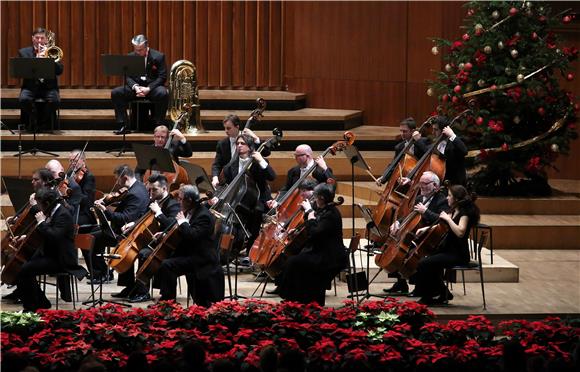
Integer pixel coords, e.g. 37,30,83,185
0,0,285,89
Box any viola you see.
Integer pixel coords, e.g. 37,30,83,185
102,187,129,206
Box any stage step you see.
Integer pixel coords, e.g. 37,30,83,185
0,88,307,110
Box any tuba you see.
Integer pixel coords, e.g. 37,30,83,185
168,60,204,134
41,30,63,63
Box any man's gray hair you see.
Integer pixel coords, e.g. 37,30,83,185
423,171,440,187
132,34,148,46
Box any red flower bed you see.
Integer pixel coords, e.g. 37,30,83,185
1,299,578,371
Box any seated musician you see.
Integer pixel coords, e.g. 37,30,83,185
135,124,193,180
14,188,86,312
413,185,480,305
277,183,348,306
157,185,224,306
377,117,430,185
115,174,180,303
86,165,149,285
266,144,335,209
211,114,270,188
45,159,83,214
2,168,54,303
431,116,468,186
382,171,448,295
68,149,97,230
217,133,277,252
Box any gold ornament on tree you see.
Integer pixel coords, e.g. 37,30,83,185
427,88,434,96
484,45,492,54
445,64,452,72
516,74,525,83
510,49,519,58
431,46,439,55
498,41,505,49
492,10,500,19
550,144,559,152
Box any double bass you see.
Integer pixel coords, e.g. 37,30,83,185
248,132,355,277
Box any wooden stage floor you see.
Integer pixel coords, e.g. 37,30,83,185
1,249,578,321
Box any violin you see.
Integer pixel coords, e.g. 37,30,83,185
102,187,129,206
74,165,87,183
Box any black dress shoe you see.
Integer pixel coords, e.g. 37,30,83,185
382,280,409,294
114,126,131,135
2,291,20,300
406,290,420,297
111,287,132,298
128,293,151,303
266,287,280,295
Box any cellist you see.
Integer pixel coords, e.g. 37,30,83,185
67,149,96,231
413,185,480,305
116,174,180,303
381,171,448,295
431,116,468,186
14,188,86,312
86,165,149,285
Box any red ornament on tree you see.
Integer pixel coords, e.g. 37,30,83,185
563,15,572,24
452,96,459,103
490,85,497,91
467,8,475,16
566,73,574,81
476,116,484,125
509,7,518,16
453,85,462,93
538,107,546,116
531,32,539,41
462,33,470,41
442,94,449,103
539,16,547,23
464,62,473,71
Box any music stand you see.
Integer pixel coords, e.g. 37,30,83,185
133,143,176,174
102,55,145,152
180,162,215,194
9,58,58,157
2,177,33,214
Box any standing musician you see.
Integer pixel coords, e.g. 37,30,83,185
382,171,448,295
216,133,277,251
156,185,224,306
115,174,180,303
86,165,149,285
18,27,64,132
377,117,430,185
135,124,193,180
211,114,270,188
68,149,97,230
111,34,168,135
266,144,335,209
413,185,480,305
277,183,348,306
14,188,87,312
431,116,468,186
2,168,54,303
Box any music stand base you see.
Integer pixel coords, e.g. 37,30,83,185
106,131,132,157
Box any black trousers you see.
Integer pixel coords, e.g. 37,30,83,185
413,252,463,298
157,256,224,307
111,85,168,126
85,228,117,279
19,88,59,131
16,256,63,311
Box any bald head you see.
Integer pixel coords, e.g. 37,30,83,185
45,159,64,179
294,144,313,167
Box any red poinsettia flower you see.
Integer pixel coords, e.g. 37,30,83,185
488,120,504,133
474,50,487,66
525,156,541,172
450,41,463,51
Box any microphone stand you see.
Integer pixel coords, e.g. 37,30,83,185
222,203,250,300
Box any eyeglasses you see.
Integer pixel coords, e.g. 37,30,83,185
419,181,434,185
294,153,308,157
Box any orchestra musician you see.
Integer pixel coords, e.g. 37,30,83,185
211,114,270,188
156,185,224,306
216,133,277,252
116,174,180,303
382,171,448,295
86,165,149,285
14,188,87,312
67,149,97,230
277,183,348,306
45,159,83,211
135,124,193,180
18,27,64,132
2,168,55,304
377,117,430,185
111,34,168,135
413,185,480,305
266,144,335,209
431,116,468,186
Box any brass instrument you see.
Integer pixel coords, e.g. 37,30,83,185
168,60,204,134
40,30,63,63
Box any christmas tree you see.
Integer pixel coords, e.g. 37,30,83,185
428,1,578,196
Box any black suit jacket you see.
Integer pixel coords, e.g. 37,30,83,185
17,46,64,91
436,137,468,186
36,204,86,277
155,196,181,230
415,190,448,226
126,48,167,90
381,138,431,181
279,165,335,195
104,181,149,233
222,158,277,207
174,205,220,279
211,136,272,178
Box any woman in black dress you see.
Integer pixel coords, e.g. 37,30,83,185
413,185,480,305
278,183,348,306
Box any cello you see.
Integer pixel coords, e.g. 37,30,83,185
142,105,191,191
248,132,355,276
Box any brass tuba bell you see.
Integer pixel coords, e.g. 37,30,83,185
41,30,63,63
168,60,204,134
